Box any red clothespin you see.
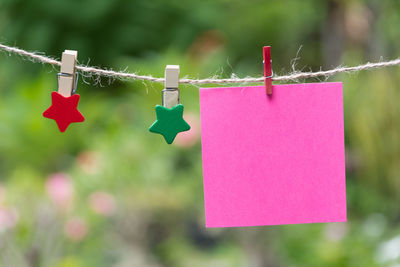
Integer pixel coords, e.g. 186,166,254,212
263,46,272,95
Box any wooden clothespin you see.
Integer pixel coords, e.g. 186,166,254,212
162,65,180,108
263,46,272,95
43,49,84,132
149,65,190,144
58,50,78,97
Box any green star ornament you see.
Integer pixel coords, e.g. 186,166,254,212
149,104,191,144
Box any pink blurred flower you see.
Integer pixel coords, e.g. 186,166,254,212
64,217,88,242
0,207,19,232
345,2,371,45
45,173,74,211
174,113,200,148
187,30,225,62
324,222,348,242
88,191,116,216
77,151,101,175
0,184,5,205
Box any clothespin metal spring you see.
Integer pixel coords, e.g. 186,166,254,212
57,72,79,95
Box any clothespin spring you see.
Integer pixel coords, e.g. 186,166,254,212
264,69,274,79
57,72,79,95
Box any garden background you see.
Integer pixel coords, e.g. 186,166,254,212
0,0,400,266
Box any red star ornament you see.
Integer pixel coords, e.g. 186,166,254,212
43,92,85,132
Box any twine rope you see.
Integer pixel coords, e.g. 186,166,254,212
1,43,400,85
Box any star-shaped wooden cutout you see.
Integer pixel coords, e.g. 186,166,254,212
43,91,85,132
149,104,191,144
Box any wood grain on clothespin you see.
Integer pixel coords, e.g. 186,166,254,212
58,50,77,97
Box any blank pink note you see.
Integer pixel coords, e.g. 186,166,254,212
199,83,346,227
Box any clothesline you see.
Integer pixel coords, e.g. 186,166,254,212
1,43,400,85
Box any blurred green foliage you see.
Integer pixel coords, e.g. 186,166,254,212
0,0,400,266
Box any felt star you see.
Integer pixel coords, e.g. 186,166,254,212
149,104,191,144
43,91,85,132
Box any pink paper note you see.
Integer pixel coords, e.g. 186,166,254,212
199,83,346,227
